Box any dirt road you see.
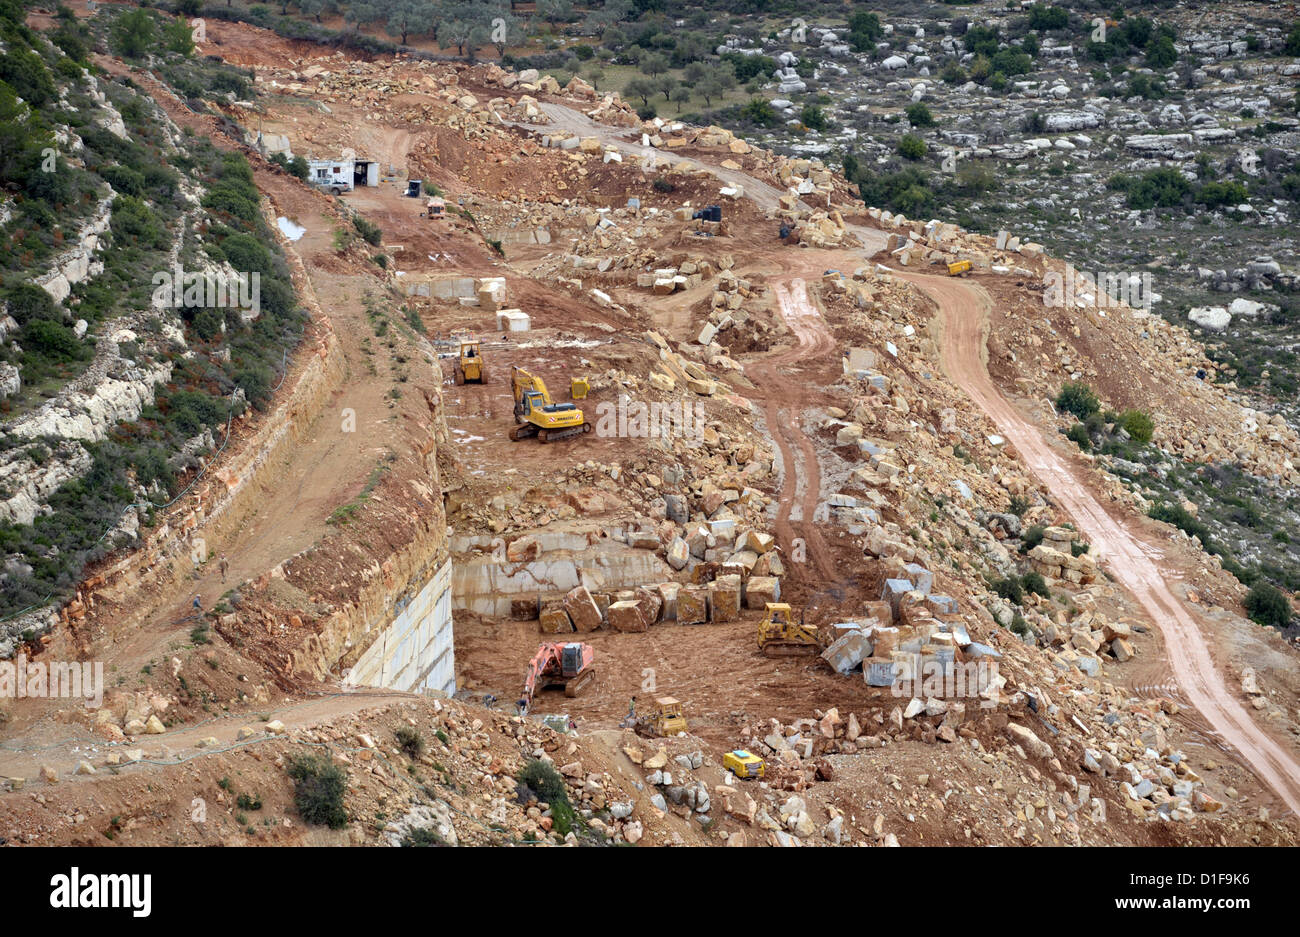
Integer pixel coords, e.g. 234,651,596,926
905,271,1300,816
510,102,797,214
745,277,839,586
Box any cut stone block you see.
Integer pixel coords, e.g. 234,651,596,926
709,574,742,622
744,575,780,609
539,604,574,634
563,586,603,632
657,583,679,620
607,600,648,633
822,631,874,675
678,586,708,625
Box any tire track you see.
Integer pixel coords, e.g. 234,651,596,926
903,271,1300,815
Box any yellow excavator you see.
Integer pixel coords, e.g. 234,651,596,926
757,602,822,657
452,333,485,384
510,365,592,443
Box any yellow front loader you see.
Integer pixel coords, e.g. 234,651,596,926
510,365,592,443
453,333,486,384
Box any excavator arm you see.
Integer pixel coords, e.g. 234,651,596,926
521,644,561,711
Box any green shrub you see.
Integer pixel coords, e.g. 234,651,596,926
1022,571,1051,598
396,726,424,759
401,827,446,846
22,319,88,362
1020,525,1046,552
800,104,829,131
904,102,934,127
1055,382,1100,420
992,576,1024,604
1117,409,1154,443
353,216,383,246
1066,423,1091,451
4,283,63,325
739,97,777,127
287,753,348,829
1243,583,1292,629
898,134,927,160
517,759,567,805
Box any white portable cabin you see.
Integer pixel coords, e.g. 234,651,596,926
308,157,355,194
306,154,379,194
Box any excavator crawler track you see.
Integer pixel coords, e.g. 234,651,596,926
565,667,596,697
761,642,820,658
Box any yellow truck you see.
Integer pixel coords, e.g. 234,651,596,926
723,749,766,779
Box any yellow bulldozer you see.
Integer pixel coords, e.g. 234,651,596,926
757,602,822,657
510,365,592,443
452,333,486,385
635,696,688,738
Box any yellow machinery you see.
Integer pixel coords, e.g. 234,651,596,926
946,259,972,277
636,696,688,738
723,749,766,779
757,602,821,657
570,376,590,400
453,333,485,384
510,365,592,443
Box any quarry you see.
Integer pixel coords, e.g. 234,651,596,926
0,1,1296,857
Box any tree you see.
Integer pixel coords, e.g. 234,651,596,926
536,0,573,27
656,75,675,102
110,8,156,59
1287,22,1300,56
623,76,656,107
740,97,777,127
489,12,523,56
298,0,335,23
697,75,726,107
640,52,670,77
344,0,384,31
163,15,195,55
670,84,691,108
384,0,433,44
1026,4,1067,31
683,62,708,85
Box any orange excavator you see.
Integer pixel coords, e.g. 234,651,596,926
519,642,596,713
